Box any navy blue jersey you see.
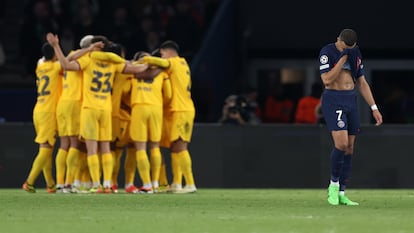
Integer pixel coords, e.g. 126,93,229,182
319,43,365,82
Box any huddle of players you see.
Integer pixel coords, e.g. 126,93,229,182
22,33,197,194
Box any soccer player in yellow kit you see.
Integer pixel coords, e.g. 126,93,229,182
55,35,94,193
106,44,133,193
22,43,62,193
89,48,138,194
47,33,148,193
127,51,172,193
141,41,196,193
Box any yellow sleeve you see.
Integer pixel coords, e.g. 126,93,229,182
122,78,132,93
90,51,126,63
162,74,172,103
116,62,127,73
141,56,170,68
77,54,91,70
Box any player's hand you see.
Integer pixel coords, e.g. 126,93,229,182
372,110,383,126
89,41,104,51
46,33,59,47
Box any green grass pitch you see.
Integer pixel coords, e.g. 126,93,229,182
0,189,413,233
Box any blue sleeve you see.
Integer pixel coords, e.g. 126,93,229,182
319,46,334,74
355,48,365,78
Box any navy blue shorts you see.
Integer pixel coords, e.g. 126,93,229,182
321,89,360,135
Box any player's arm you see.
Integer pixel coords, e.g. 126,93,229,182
90,51,125,63
141,56,170,68
320,55,347,86
123,63,149,74
134,67,161,80
46,33,81,71
66,43,98,61
357,76,383,126
47,33,103,71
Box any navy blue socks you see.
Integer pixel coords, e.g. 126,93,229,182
339,154,352,191
330,148,345,182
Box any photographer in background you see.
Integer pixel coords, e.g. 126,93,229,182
219,95,250,125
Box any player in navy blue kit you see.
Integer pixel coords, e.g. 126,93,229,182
318,29,383,205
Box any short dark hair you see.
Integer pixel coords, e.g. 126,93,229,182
91,35,110,50
151,48,161,57
339,29,357,46
103,43,124,57
159,40,179,52
132,51,149,61
42,43,55,60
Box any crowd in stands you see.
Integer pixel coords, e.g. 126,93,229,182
19,0,220,79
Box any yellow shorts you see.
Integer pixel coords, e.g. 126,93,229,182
56,100,81,136
112,116,130,143
116,120,130,147
33,111,57,145
130,104,162,142
169,111,195,144
160,110,172,148
80,108,112,141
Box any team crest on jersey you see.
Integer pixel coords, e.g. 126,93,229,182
184,122,190,133
356,57,362,69
337,120,345,128
320,55,328,64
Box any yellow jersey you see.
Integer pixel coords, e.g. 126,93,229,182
131,69,168,107
166,56,195,112
59,51,83,101
112,73,132,117
34,60,62,113
77,54,125,111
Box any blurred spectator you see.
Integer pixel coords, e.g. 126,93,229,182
72,4,102,47
143,30,161,53
219,94,260,125
71,0,100,17
294,82,323,124
165,0,202,60
263,85,294,123
59,24,75,55
142,0,174,29
19,0,58,78
242,86,262,124
219,95,246,125
50,0,73,27
105,5,137,58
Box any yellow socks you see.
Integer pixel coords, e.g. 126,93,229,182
179,150,195,186
136,150,151,186
111,148,123,186
150,148,162,187
42,152,55,187
124,148,136,186
101,153,113,187
77,151,90,188
65,147,80,186
27,147,53,185
55,149,67,187
87,154,100,186
171,152,182,186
